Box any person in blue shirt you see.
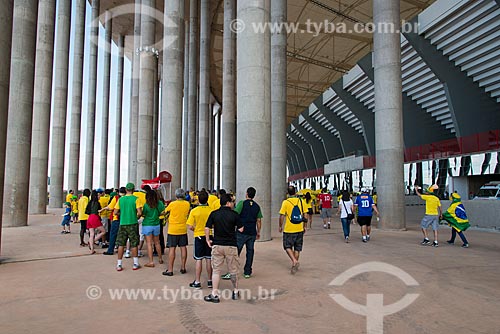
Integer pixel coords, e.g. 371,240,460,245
354,188,379,242
60,202,72,234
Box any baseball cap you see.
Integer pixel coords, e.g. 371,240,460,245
427,184,439,192
126,183,135,191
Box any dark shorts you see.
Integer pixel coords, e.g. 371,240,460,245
193,236,212,260
167,234,188,248
283,232,304,252
116,224,140,247
357,216,373,226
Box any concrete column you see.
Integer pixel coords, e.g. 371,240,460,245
221,0,236,192
237,0,271,241
84,0,99,189
114,35,125,188
128,0,141,183
373,0,405,229
208,104,214,189
68,0,86,194
3,0,38,227
49,0,71,208
136,0,156,183
186,0,198,189
0,0,13,251
216,110,221,189
271,0,287,226
99,11,112,188
152,71,159,178
29,0,56,214
161,0,185,196
181,15,190,189
197,0,210,189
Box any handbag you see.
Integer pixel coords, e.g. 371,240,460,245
342,200,355,220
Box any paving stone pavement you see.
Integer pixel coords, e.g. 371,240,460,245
1,207,499,333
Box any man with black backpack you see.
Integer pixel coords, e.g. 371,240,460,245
279,185,307,274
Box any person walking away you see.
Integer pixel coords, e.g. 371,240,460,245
78,189,91,246
337,191,354,242
415,184,442,247
86,190,106,254
162,188,191,276
304,192,313,229
204,193,243,303
98,189,111,244
353,188,379,243
142,189,165,267
186,190,213,289
443,192,470,248
101,187,124,255
235,187,262,279
114,183,143,271
279,186,307,274
317,188,333,229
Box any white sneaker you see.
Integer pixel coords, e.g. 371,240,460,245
138,251,143,258
124,251,131,258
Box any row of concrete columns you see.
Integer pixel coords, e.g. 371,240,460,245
0,0,405,248
1,0,126,228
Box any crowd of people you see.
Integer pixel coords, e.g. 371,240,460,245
60,182,470,303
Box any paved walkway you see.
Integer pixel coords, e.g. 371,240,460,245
1,207,499,333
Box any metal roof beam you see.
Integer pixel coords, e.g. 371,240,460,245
313,96,368,156
301,110,344,160
403,17,500,137
288,131,317,171
287,51,349,73
292,120,328,167
357,52,455,147
287,139,307,173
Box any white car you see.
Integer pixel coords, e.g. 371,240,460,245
474,181,500,200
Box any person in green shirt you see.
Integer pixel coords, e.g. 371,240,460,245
234,187,262,278
142,189,166,267
114,183,143,271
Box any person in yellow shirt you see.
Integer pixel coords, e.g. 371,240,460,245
279,186,307,275
98,189,111,245
415,185,442,247
209,189,226,211
207,191,219,209
162,188,191,276
71,195,78,224
66,190,74,204
186,190,213,289
78,189,91,247
133,190,146,208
